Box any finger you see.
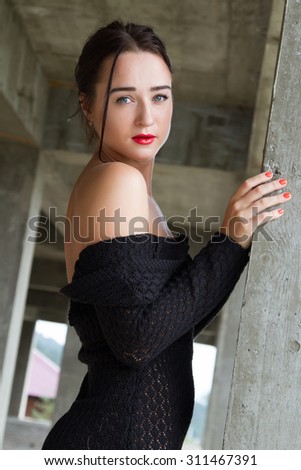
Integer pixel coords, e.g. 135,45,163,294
250,191,291,214
239,178,288,208
232,171,274,201
232,191,290,222
256,207,285,227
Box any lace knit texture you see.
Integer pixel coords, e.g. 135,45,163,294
42,231,249,450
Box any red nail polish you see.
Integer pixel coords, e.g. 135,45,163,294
265,171,273,177
279,178,287,185
283,192,291,198
278,209,284,214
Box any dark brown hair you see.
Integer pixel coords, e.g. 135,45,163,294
74,20,173,160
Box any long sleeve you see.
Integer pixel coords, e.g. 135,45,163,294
98,233,248,366
61,232,249,368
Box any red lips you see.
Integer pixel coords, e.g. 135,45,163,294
132,134,156,145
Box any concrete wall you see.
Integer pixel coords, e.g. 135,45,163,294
224,0,301,449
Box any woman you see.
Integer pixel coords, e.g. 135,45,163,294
42,20,290,450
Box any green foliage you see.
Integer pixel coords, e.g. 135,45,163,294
30,397,55,421
35,333,64,366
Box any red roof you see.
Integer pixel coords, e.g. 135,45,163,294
27,349,60,399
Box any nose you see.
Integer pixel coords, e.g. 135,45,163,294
134,101,154,127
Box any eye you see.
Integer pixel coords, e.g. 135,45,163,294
153,94,168,102
116,96,132,104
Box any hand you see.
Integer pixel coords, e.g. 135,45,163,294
220,171,291,249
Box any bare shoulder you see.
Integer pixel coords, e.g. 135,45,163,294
73,162,149,242
96,161,146,186
77,161,146,194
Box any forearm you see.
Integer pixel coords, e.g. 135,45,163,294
96,232,250,367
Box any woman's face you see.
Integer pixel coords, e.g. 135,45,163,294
89,51,173,163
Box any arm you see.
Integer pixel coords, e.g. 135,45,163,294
68,169,289,368
94,171,291,367
95,232,249,368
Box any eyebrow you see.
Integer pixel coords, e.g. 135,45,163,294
110,85,172,94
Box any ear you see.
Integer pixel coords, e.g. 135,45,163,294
79,92,93,122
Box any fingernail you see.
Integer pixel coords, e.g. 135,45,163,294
278,209,284,214
283,192,291,198
265,171,273,177
279,178,287,185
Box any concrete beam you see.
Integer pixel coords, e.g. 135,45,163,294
10,0,271,110
34,243,65,263
26,289,68,315
226,0,273,108
153,164,248,235
223,0,301,449
0,0,48,145
29,255,67,289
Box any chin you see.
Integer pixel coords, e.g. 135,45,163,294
127,147,159,159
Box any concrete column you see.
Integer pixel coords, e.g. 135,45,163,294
203,268,247,450
8,320,35,417
52,326,86,424
223,0,301,449
201,1,285,450
0,141,45,448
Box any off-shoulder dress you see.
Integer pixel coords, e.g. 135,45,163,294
42,231,249,450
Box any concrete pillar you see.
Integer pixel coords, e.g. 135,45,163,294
201,1,285,450
52,326,86,424
0,141,45,448
8,320,35,417
202,268,247,449
223,0,301,449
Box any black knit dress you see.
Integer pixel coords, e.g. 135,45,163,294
42,232,249,450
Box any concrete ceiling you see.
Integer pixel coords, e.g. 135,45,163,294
9,0,273,108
